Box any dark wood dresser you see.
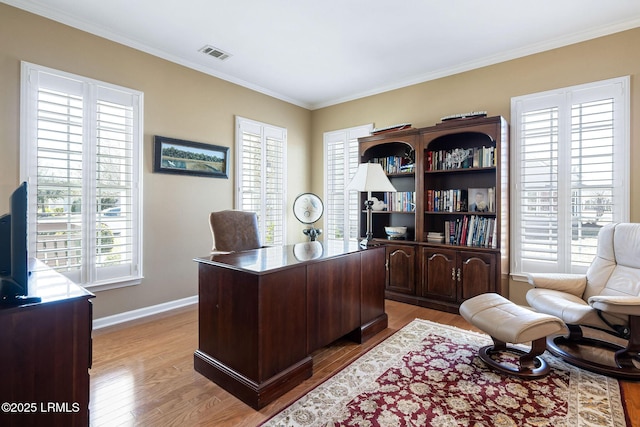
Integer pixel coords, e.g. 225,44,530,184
0,260,94,426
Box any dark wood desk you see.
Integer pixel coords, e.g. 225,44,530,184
193,241,387,409
0,260,94,427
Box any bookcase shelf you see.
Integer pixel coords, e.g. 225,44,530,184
424,166,495,174
424,211,496,216
370,211,416,214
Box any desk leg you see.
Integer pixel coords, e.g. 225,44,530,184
194,350,312,410
348,312,388,343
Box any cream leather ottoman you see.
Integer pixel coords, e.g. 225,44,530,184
459,293,567,379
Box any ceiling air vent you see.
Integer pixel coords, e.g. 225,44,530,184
199,45,232,61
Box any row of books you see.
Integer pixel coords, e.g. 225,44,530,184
426,187,495,213
370,157,415,174
381,192,416,212
425,146,495,171
426,189,467,212
444,216,497,248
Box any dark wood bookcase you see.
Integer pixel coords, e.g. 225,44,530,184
357,116,509,313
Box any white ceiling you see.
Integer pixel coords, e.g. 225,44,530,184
5,0,640,109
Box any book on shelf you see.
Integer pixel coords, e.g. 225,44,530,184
443,215,497,248
371,156,414,174
382,192,416,212
425,189,468,212
488,187,495,212
426,146,495,171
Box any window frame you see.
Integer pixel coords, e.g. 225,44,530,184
235,116,287,246
510,76,630,278
323,124,373,244
20,61,144,291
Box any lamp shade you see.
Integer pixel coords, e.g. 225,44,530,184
346,163,397,192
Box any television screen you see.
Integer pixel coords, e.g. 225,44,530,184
10,182,28,290
0,182,40,305
0,212,10,276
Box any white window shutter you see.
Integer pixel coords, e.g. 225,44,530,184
236,117,287,245
324,124,372,243
21,62,143,290
511,77,629,275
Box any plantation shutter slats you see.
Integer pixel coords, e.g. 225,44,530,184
239,131,263,217
518,107,560,266
326,137,346,241
324,125,372,243
236,117,286,246
347,140,360,240
512,77,629,275
265,135,285,245
95,98,135,274
35,87,85,277
568,99,617,269
22,62,143,289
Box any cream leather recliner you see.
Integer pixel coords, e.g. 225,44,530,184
526,222,640,379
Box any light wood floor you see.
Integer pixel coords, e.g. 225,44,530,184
90,300,639,427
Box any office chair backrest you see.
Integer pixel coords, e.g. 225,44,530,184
209,210,261,253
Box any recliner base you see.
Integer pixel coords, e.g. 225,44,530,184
546,333,640,381
479,336,550,379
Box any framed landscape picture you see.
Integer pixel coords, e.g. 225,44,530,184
153,136,229,178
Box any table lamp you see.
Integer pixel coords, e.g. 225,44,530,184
346,162,397,248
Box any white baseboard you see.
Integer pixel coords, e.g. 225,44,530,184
93,295,198,330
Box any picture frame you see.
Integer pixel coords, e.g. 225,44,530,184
153,136,229,179
468,187,492,212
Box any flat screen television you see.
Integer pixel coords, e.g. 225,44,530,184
0,182,41,306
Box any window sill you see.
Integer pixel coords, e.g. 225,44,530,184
84,276,143,292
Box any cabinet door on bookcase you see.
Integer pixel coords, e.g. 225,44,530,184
385,244,415,294
420,247,457,301
458,251,496,301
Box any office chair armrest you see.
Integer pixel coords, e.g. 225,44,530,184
588,295,640,316
526,273,587,297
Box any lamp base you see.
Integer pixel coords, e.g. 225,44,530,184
359,237,378,249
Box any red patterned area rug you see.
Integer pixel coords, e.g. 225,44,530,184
261,319,628,427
